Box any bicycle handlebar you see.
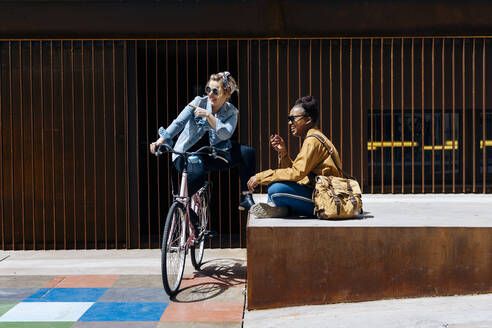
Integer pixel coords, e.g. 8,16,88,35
155,144,229,163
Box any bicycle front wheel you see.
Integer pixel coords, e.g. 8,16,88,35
191,190,210,270
161,202,187,296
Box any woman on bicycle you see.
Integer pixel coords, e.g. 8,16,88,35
149,71,256,211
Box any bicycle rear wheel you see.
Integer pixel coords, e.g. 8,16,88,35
161,202,187,296
191,189,209,270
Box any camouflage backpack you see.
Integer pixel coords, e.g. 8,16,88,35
307,134,363,219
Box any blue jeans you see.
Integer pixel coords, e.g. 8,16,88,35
267,181,315,216
173,142,256,197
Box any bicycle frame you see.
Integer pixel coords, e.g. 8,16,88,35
157,144,225,250
173,167,204,248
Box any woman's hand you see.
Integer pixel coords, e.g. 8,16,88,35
190,104,210,119
150,137,166,154
247,176,259,192
270,134,287,157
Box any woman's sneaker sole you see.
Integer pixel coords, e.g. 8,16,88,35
249,203,288,218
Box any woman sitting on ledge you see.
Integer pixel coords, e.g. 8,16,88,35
246,95,343,218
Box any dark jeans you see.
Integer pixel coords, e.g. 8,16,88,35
173,142,256,197
267,181,315,216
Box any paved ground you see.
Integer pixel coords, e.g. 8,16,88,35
0,249,246,328
1,194,491,327
1,248,492,328
243,294,492,328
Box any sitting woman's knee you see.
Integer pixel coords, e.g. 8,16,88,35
267,182,288,196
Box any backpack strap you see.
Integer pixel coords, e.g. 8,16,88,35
306,133,354,180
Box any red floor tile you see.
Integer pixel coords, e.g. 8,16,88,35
44,275,120,288
161,302,244,322
43,276,66,288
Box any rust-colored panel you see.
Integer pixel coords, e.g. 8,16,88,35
248,224,492,309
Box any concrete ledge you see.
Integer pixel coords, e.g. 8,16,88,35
247,194,492,310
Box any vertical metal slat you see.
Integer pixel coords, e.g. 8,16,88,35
390,38,394,193
20,41,26,249
411,38,415,193
370,39,374,193
452,39,456,193
71,41,77,249
349,39,353,176
482,39,486,193
124,40,130,248
462,38,466,192
340,39,344,162
442,39,446,192
41,41,46,250
82,41,87,249
50,41,56,249
30,41,35,249
61,41,67,249
380,38,384,193
145,40,150,248
9,41,14,249
155,40,160,248
92,41,97,248
472,39,476,192
102,41,108,249
330,40,333,141
401,38,405,193
360,39,364,192
431,38,435,193
113,40,118,248
421,38,425,193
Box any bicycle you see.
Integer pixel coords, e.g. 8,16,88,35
155,143,229,296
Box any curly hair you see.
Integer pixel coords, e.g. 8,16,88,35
207,71,239,98
294,95,319,125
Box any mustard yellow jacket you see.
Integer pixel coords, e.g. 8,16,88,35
255,128,343,187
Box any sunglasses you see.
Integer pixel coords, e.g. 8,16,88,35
287,115,308,122
205,86,220,96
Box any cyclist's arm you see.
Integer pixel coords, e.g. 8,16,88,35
193,106,217,130
214,106,238,140
158,96,201,141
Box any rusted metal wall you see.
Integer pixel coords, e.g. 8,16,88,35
247,225,492,309
1,38,491,250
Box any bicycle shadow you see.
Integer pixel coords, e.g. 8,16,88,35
171,257,246,303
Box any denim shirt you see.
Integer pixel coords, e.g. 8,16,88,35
158,96,238,161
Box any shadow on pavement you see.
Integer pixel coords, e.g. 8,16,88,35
172,258,246,303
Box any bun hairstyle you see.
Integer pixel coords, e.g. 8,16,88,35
208,71,239,98
295,95,319,125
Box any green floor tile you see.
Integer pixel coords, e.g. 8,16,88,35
0,303,17,316
0,323,74,328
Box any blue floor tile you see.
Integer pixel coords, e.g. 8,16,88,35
24,288,107,302
79,302,168,322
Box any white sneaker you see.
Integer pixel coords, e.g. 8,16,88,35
249,203,288,218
